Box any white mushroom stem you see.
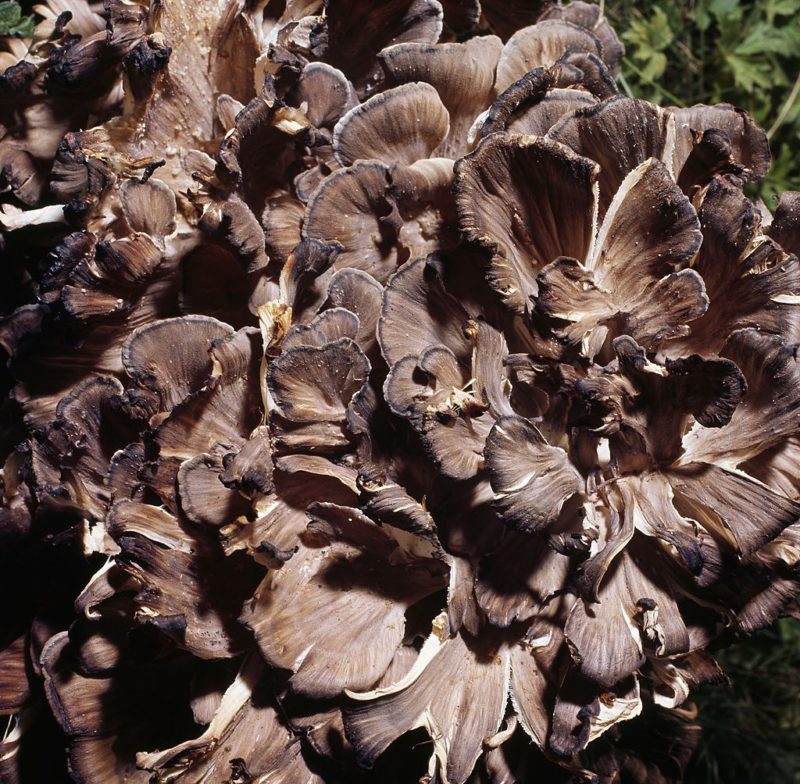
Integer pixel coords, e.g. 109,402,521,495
0,204,66,231
256,300,292,421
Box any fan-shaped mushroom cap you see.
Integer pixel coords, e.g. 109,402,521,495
486,414,583,535
293,62,357,129
333,82,450,166
243,503,447,698
119,177,177,240
326,268,383,355
379,257,474,365
538,156,705,355
475,530,570,627
540,0,624,75
681,329,800,470
40,631,197,784
29,374,132,522
177,450,251,527
304,162,399,282
314,0,444,97
305,159,458,284
667,176,800,355
108,500,262,658
345,620,511,784
768,191,800,256
455,134,598,313
671,103,770,182
483,82,598,138
269,338,370,423
495,20,602,93
379,36,503,157
477,0,552,40
547,96,675,216
122,315,234,414
565,540,691,689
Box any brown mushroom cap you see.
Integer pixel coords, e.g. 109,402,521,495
668,177,800,355
484,83,598,138
671,103,771,182
379,36,503,158
282,308,361,350
455,133,598,313
122,315,234,414
268,337,370,423
475,530,570,627
108,500,262,658
477,0,553,41
4,1,800,780
540,0,624,76
333,82,450,166
565,540,691,689
314,0,444,98
41,630,197,784
303,161,400,283
153,328,262,459
119,177,177,240
326,268,383,355
0,636,31,715
768,191,800,256
486,414,583,534
138,655,322,783
29,374,133,521
680,329,800,477
546,96,674,217
379,256,474,364
344,621,510,784
538,156,705,355
495,20,602,93
293,62,357,129
177,449,252,527
243,502,447,699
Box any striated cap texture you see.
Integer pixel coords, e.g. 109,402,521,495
1,1,798,782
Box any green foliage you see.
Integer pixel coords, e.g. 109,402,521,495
0,0,35,37
686,618,800,784
608,0,800,194
623,7,673,82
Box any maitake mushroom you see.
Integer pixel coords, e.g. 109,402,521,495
1,1,799,782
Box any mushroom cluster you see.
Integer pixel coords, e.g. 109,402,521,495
2,1,800,782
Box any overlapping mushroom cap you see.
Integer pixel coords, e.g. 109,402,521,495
1,1,799,782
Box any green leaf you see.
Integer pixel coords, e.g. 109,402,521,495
0,1,21,26
0,1,35,36
726,53,774,91
622,7,674,81
735,22,794,55
12,14,34,36
767,0,800,17
642,51,668,81
694,0,712,31
709,0,744,19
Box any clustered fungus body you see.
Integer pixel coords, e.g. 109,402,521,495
1,1,800,782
